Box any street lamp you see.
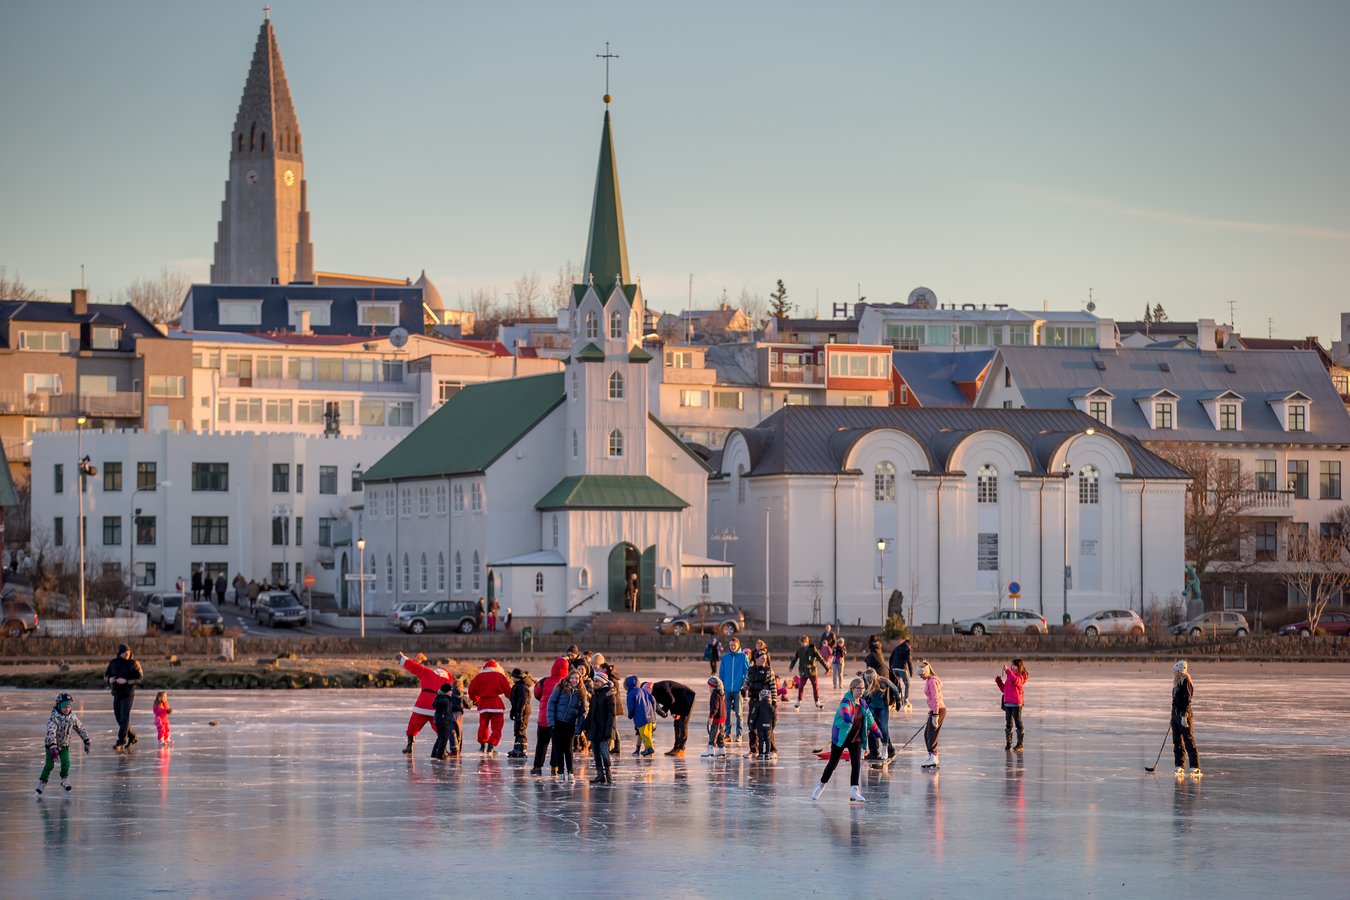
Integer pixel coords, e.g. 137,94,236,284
272,503,292,588
129,480,171,593
357,537,366,639
1061,427,1095,627
876,538,888,626
75,416,96,634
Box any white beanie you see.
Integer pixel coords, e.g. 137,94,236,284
1173,660,1188,674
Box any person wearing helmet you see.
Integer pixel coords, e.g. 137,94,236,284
1171,660,1201,777
397,652,452,754
37,693,90,796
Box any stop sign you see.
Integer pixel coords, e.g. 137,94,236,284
303,572,316,589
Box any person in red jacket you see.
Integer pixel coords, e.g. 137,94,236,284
469,659,512,754
399,652,451,754
531,657,571,776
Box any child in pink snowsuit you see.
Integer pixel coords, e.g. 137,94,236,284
153,691,173,745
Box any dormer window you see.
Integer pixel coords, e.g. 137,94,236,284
1074,388,1114,427
1200,390,1244,432
90,326,121,350
357,302,399,327
1289,405,1307,432
1154,402,1174,430
1268,392,1312,433
1137,389,1179,431
609,310,624,340
1219,403,1237,430
218,299,262,326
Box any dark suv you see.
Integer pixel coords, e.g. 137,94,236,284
400,600,477,634
656,602,745,636
1,587,38,637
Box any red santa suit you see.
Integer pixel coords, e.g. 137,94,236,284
401,655,451,739
468,659,512,749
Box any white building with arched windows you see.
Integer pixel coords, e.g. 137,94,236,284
711,406,1188,627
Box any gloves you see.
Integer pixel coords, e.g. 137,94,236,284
47,745,59,761
397,652,406,663
83,740,91,754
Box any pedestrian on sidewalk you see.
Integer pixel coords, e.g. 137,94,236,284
1171,660,1201,778
487,597,499,633
996,658,1029,752
104,644,143,749
788,635,828,710
811,676,880,803
920,660,945,769
36,693,89,796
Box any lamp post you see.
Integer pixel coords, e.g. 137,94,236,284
711,527,738,562
129,480,171,592
1061,427,1095,627
357,538,366,639
75,416,94,634
272,503,291,588
876,537,889,626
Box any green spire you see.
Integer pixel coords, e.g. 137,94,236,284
582,109,630,295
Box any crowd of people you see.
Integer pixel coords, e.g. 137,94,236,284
33,636,1204,800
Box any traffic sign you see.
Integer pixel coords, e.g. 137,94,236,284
344,574,377,582
1008,581,1021,596
303,573,317,588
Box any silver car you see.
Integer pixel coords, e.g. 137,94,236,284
954,608,1048,635
387,601,426,627
146,592,186,631
1076,608,1146,637
1172,611,1250,638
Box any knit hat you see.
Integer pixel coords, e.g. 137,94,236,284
707,675,722,690
1174,660,1188,674
592,671,609,686
511,667,525,680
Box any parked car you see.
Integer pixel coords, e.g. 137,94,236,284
954,608,1049,636
1276,611,1350,637
655,602,746,636
1076,608,1146,637
388,601,427,627
400,600,477,635
256,592,308,628
1171,611,1250,637
184,601,226,634
145,592,186,631
1,586,38,637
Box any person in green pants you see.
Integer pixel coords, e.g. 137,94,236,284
36,693,90,796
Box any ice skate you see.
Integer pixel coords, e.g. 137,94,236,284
1173,766,1185,777
701,746,716,758
1014,740,1023,753
903,701,912,711
401,736,414,754
529,766,542,776
921,752,939,769
716,747,727,757
811,782,826,800
815,702,824,710
1189,767,1203,778
794,701,801,710
60,778,71,792
35,780,46,796
849,785,866,803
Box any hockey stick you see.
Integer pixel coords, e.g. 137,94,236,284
897,723,926,751
1144,725,1172,773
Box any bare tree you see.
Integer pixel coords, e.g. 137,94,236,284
0,266,47,301
507,271,543,319
122,268,192,324
464,286,502,339
739,287,767,334
1149,442,1247,591
1281,520,1350,635
548,260,579,310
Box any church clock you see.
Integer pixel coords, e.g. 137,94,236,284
245,169,258,185
283,169,295,186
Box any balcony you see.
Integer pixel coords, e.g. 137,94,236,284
0,390,140,418
767,364,825,386
1235,489,1295,516
217,376,412,394
2,439,30,461
80,391,143,417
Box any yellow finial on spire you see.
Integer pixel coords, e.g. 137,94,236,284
597,42,619,106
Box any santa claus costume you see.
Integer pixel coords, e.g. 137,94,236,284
469,659,512,753
399,653,451,754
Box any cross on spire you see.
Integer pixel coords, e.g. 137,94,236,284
264,4,271,21
596,42,619,104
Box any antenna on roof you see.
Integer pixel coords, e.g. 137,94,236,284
1267,316,1273,339
1227,299,1238,330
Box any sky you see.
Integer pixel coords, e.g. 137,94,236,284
2,0,1348,340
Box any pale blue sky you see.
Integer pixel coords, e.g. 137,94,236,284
2,1,1347,338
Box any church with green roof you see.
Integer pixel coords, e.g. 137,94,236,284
358,97,731,624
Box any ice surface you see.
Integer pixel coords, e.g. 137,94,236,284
2,660,1348,898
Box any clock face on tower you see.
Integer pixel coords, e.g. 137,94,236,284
283,169,296,187
245,169,258,185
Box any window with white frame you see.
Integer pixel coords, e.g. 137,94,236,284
401,488,412,516
1289,404,1307,432
609,310,624,340
454,552,463,591
435,484,447,515
438,553,446,592
579,568,589,589
1154,402,1174,430
535,571,545,594
357,302,400,326
585,311,599,340
367,490,380,518
386,554,394,592
420,553,428,592
472,552,481,591
701,574,710,595
977,464,998,503
287,301,332,329
713,391,743,410
402,554,411,593
1079,465,1100,504
418,486,430,516
471,482,483,512
661,568,672,589
218,299,262,325
551,514,559,549
453,484,464,512
608,371,625,400
1088,399,1109,425
608,430,624,458
18,330,69,352
874,462,896,502
24,373,62,395
1218,403,1238,430
679,390,708,407
90,326,120,350
737,464,747,503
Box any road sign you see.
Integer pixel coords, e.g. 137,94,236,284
1008,581,1021,595
303,573,317,589
344,574,377,582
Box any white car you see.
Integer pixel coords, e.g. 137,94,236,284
387,601,426,627
145,592,186,631
1076,608,1146,637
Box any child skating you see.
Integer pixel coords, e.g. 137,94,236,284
1171,660,1201,778
811,677,882,803
153,691,173,746
919,660,945,769
701,675,727,758
36,693,90,796
507,668,533,759
995,658,1028,752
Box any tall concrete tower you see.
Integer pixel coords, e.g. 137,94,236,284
210,13,314,285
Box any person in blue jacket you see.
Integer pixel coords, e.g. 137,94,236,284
623,674,657,756
717,635,749,743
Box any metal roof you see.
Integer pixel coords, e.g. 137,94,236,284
995,346,1350,445
536,475,689,511
891,349,994,407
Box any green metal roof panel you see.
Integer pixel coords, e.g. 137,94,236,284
536,475,689,511
628,345,653,362
582,110,631,291
576,343,606,362
362,373,564,482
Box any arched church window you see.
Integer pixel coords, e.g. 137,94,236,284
535,572,545,594
472,552,481,591
438,552,446,592
386,555,394,593
874,462,896,502
661,568,672,589
608,430,624,458
420,553,428,592
260,131,267,152
737,464,747,503
585,311,599,340
609,310,624,340
249,122,256,151
608,371,625,400
454,552,462,592
701,574,710,595
572,430,578,459
977,464,999,504
579,568,590,589
1079,465,1100,504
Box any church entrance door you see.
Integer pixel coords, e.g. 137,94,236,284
608,543,641,611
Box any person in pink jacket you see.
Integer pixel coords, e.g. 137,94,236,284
468,659,512,754
995,658,1029,752
920,660,945,769
530,657,571,776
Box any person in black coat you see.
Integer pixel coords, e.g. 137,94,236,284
508,668,533,758
651,679,697,756
583,672,618,784
431,682,465,760
190,569,203,601
864,636,887,680
104,644,144,749
744,651,776,755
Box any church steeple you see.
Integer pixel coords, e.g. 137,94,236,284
211,14,314,285
582,108,630,292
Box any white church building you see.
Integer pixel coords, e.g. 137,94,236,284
711,406,1190,628
358,100,731,625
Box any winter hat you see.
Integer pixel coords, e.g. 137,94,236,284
707,675,722,690
55,692,74,708
438,682,452,693
511,667,525,680
1174,660,1188,674
592,671,609,686
117,643,130,655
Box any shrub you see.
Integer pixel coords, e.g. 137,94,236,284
882,613,909,641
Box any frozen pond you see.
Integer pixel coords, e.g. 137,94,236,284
2,660,1348,897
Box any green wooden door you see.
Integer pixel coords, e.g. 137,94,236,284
608,544,628,611
640,546,656,611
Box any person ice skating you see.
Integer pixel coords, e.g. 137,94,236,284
584,671,617,784
104,643,143,749
704,637,721,676
919,660,945,769
745,650,776,755
702,676,728,758
788,635,828,709
508,668,533,758
748,686,778,759
888,637,914,709
1171,660,1201,777
468,659,511,754
831,638,847,690
430,682,464,759
717,636,748,743
862,670,899,761
624,675,657,757
651,679,697,756
812,677,882,802
996,658,1029,752
36,693,90,796
398,652,451,754
152,691,173,746
531,657,571,775
864,636,887,680
547,670,588,781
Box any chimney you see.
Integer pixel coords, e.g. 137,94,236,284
1097,318,1117,351
71,288,88,315
298,310,312,335
1197,318,1217,352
